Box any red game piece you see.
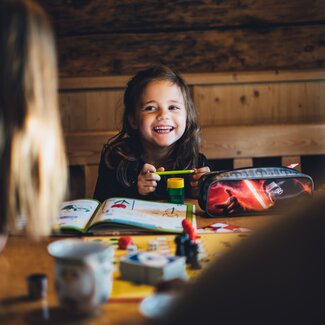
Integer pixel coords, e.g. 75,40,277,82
181,219,197,242
118,236,133,249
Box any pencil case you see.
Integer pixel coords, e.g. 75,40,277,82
198,167,314,217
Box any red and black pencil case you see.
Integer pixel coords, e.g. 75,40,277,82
198,167,314,217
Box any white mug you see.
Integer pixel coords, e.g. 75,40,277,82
48,239,114,314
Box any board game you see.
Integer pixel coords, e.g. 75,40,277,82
84,232,250,301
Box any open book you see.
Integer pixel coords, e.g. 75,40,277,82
56,197,196,235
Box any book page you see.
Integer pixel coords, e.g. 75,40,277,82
58,199,100,231
91,198,194,233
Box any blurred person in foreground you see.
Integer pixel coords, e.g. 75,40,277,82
149,189,325,325
0,0,67,252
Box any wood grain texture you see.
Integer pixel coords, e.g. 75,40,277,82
66,131,116,165
60,89,124,131
57,25,325,77
59,69,325,90
234,158,253,169
59,73,325,133
65,124,325,165
200,124,325,159
42,0,325,36
194,80,325,126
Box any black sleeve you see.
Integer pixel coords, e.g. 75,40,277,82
93,150,139,202
93,151,116,202
197,153,210,169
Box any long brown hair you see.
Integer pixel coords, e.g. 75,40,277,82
0,0,67,238
104,65,200,187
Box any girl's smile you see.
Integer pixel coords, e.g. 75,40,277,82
129,80,187,154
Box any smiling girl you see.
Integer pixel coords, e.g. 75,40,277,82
93,65,210,202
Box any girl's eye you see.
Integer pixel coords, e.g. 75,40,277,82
169,105,181,110
143,105,157,112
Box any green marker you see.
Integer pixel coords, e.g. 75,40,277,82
154,169,194,176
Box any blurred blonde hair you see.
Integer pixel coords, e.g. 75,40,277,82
0,0,67,238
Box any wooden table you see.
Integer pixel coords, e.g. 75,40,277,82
0,201,272,325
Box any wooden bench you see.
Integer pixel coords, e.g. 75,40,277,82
65,123,325,198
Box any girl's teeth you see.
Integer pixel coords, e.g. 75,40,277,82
154,127,173,133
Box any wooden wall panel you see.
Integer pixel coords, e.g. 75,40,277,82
200,124,325,159
194,80,325,126
59,72,325,133
43,0,325,36
57,25,325,77
60,89,124,131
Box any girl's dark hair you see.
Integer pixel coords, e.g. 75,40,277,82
104,65,200,187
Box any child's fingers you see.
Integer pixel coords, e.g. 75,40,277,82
140,164,161,181
138,180,157,195
144,180,157,188
190,166,210,188
141,163,156,174
192,166,210,180
138,163,162,195
196,166,210,174
144,186,157,193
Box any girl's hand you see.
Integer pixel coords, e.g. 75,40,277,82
190,166,210,197
137,164,165,196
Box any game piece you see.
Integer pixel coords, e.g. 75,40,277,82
26,273,48,300
118,236,133,249
120,251,187,285
174,233,188,257
182,219,198,242
188,242,202,270
181,219,200,264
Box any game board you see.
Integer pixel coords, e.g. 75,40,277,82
84,232,250,301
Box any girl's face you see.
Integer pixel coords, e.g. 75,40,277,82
130,80,187,152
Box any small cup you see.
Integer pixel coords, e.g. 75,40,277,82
167,178,185,204
48,239,114,315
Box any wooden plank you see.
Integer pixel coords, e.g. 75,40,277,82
65,131,116,165
59,77,324,134
185,70,325,86
59,69,325,90
57,25,325,77
200,124,325,159
65,124,325,165
234,158,253,169
59,89,124,131
43,0,325,36
194,80,325,126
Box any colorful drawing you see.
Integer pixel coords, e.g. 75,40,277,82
62,204,91,213
111,199,131,209
163,207,180,217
